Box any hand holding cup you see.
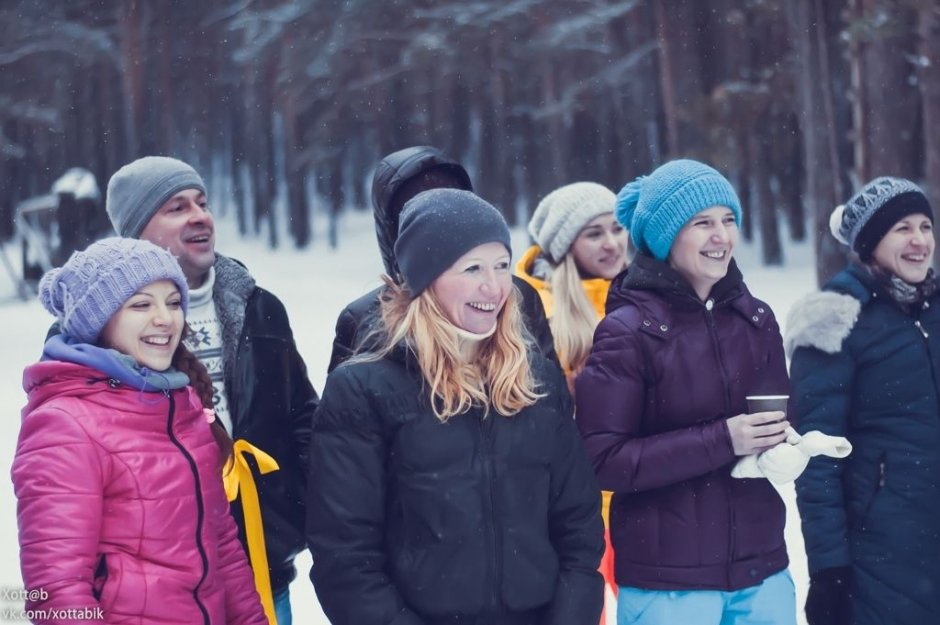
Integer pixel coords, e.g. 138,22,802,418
727,395,790,456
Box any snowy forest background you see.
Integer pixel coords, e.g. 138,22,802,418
2,2,938,621
1,0,939,285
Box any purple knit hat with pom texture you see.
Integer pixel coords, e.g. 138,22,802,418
38,237,189,343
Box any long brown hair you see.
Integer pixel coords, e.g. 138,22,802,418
173,327,233,465
356,276,543,422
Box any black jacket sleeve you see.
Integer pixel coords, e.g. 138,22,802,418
542,366,605,625
513,276,558,365
260,290,320,473
328,304,359,374
306,367,427,625
288,340,319,472
791,344,855,573
328,288,383,374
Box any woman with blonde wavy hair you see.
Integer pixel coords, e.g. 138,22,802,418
306,188,604,625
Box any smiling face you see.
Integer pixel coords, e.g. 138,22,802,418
871,213,934,283
99,280,184,371
139,188,214,289
668,206,739,301
430,242,513,334
570,213,629,280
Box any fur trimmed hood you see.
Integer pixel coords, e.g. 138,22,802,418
784,291,860,359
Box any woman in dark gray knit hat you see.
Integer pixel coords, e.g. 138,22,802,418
788,176,940,625
306,188,603,625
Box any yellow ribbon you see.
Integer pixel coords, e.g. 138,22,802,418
223,440,280,625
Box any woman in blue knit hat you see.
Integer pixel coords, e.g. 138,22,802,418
575,160,795,624
13,237,267,624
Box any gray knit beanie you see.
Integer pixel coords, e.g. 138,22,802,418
106,156,206,238
39,237,189,344
528,182,617,263
395,189,511,298
830,176,933,261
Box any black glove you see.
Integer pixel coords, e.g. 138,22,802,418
804,566,853,625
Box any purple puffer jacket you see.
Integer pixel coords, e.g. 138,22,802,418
12,360,267,625
575,255,790,591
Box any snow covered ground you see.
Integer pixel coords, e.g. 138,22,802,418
0,209,817,623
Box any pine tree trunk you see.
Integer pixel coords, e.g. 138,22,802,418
790,0,848,286
918,6,940,267
851,0,920,180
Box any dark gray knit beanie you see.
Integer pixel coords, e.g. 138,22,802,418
830,176,933,261
395,189,511,298
107,156,206,238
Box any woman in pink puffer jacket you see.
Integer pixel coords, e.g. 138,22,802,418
12,238,266,625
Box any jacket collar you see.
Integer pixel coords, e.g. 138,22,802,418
212,254,256,396
608,253,744,314
516,244,612,319
41,334,190,392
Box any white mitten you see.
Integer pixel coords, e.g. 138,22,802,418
756,442,811,484
731,427,852,485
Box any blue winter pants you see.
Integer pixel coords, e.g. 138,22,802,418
616,569,796,625
273,587,292,625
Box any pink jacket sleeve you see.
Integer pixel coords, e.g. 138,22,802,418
12,406,106,624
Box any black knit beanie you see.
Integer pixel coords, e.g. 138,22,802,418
395,189,511,298
830,177,933,262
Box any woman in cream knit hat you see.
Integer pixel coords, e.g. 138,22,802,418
517,181,628,387
517,181,628,625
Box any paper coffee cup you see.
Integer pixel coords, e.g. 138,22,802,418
746,394,789,413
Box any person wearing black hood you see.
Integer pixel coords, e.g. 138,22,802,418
327,145,557,372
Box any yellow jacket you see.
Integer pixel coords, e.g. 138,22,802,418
515,245,611,327
516,244,614,519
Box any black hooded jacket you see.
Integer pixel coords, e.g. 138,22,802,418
328,146,557,372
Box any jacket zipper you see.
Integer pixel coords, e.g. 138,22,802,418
703,301,734,416
913,304,940,409
703,298,736,587
165,391,211,625
479,415,501,611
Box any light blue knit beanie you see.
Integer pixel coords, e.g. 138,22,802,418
614,159,742,260
39,237,189,344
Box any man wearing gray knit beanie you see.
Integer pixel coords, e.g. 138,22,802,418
105,155,318,624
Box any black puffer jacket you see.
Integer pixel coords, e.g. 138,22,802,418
307,348,604,625
214,255,319,594
328,146,557,372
